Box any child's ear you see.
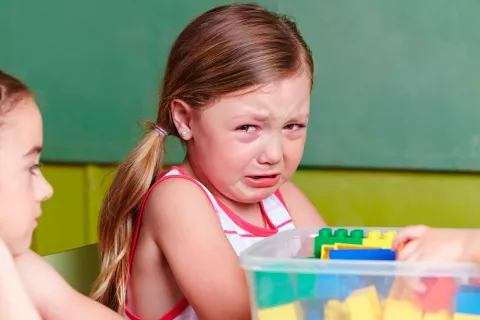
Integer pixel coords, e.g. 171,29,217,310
170,99,193,140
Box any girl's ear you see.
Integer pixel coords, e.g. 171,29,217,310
170,99,193,140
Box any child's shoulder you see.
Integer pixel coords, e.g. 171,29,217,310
139,176,251,319
15,250,74,304
142,175,220,233
145,167,210,203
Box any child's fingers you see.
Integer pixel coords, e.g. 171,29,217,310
392,225,428,250
396,239,420,261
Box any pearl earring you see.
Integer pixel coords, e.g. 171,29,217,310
181,131,187,137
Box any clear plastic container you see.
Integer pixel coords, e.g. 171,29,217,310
239,227,480,320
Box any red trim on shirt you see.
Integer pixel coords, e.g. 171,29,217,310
125,298,189,320
274,189,288,208
215,199,278,237
276,219,293,229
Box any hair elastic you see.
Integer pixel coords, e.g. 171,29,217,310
154,126,168,137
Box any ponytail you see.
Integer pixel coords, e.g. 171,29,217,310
90,122,166,312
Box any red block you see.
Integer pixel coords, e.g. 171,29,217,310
415,277,458,312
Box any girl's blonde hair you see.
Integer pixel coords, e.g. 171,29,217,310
90,3,314,312
0,70,32,121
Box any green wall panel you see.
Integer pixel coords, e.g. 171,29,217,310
4,1,480,171
34,165,480,256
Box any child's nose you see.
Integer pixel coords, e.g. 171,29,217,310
258,135,282,165
38,175,54,202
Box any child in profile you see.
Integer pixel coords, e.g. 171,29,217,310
0,70,122,319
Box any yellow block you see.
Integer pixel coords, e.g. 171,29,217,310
257,301,304,320
322,244,334,259
362,230,397,248
325,299,348,320
388,277,416,302
334,243,365,249
383,299,422,320
351,286,382,318
345,295,376,320
423,311,451,320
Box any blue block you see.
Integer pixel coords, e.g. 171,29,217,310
329,249,396,261
316,274,365,300
455,285,480,315
300,298,327,320
361,275,395,298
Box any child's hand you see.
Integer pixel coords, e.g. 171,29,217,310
392,225,480,262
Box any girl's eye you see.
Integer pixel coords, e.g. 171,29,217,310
29,164,41,174
284,123,304,131
236,125,256,133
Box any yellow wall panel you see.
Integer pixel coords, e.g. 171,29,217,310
32,165,114,256
291,170,480,228
33,165,480,256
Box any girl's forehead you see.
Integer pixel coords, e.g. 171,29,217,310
207,74,311,118
0,100,43,154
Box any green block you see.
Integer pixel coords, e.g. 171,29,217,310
314,228,365,258
254,271,296,309
296,273,317,300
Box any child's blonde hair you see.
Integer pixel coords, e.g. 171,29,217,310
90,3,314,312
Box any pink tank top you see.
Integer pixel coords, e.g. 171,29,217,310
124,166,296,320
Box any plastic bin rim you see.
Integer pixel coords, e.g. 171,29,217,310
239,227,480,277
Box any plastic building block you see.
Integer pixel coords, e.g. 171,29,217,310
257,301,304,320
324,299,347,320
362,230,397,249
422,311,451,320
300,298,327,320
329,248,396,261
334,243,365,249
345,294,377,320
316,274,365,301
296,273,317,300
383,299,423,320
322,243,365,259
415,277,457,312
360,275,395,298
455,285,480,315
321,244,334,259
453,314,480,320
314,228,364,258
388,277,417,302
254,272,295,309
346,286,382,320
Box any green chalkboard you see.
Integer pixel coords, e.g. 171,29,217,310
1,1,480,171
284,0,480,171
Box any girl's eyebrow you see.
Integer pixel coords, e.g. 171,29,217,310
23,146,42,157
231,108,270,121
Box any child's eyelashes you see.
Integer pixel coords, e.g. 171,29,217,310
236,125,257,133
235,123,306,134
283,123,306,131
29,163,42,174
